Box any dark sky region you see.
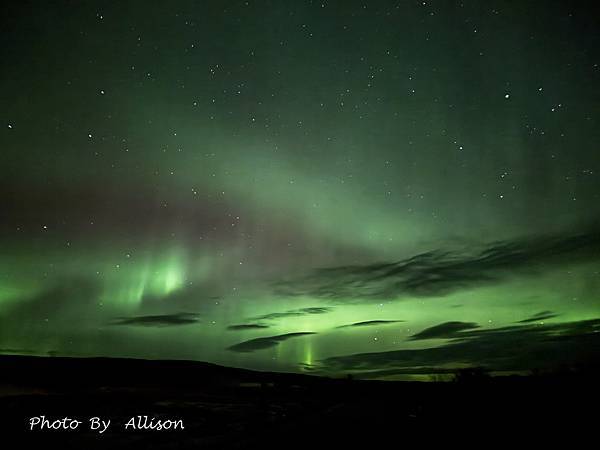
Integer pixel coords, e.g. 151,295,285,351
1,0,599,380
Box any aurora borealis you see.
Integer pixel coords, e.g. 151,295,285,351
1,0,599,380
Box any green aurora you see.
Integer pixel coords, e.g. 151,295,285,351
1,0,599,379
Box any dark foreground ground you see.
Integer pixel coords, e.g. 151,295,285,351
0,355,597,448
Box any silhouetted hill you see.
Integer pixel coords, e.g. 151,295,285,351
0,355,596,448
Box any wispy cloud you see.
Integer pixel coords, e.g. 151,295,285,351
248,307,333,322
516,311,558,323
110,312,200,327
227,323,271,330
409,321,480,340
272,228,600,301
318,318,600,375
337,320,404,329
226,307,333,331
227,332,316,353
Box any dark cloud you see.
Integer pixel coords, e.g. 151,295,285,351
410,321,480,340
247,307,333,322
317,318,600,375
110,312,200,327
227,308,331,331
517,311,558,323
337,320,404,329
227,323,270,330
227,332,316,353
272,228,600,301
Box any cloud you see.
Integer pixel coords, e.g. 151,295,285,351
409,321,480,340
227,323,271,330
247,307,333,322
271,228,600,301
337,320,404,329
227,308,332,331
317,318,600,375
517,311,558,323
227,332,316,353
110,312,200,327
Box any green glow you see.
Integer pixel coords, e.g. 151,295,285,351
151,251,187,297
303,339,314,367
0,0,599,379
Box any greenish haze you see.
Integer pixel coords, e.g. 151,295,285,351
1,0,599,379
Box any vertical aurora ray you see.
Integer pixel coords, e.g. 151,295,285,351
303,339,314,368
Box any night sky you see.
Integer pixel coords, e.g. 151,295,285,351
1,0,599,380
